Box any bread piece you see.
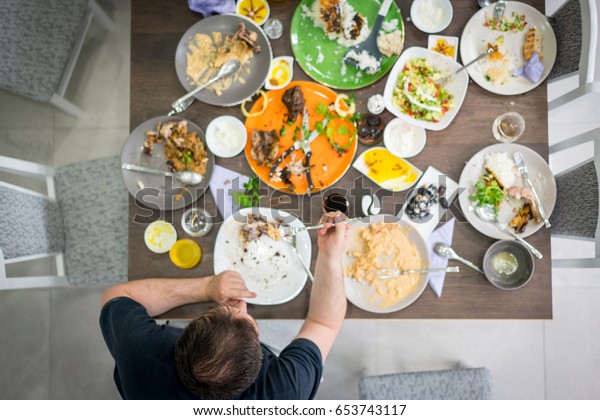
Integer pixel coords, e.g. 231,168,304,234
523,27,543,61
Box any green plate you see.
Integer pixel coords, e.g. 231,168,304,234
290,0,404,90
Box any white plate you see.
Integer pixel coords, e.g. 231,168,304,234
460,1,557,95
352,147,422,192
397,166,459,240
458,143,556,240
343,215,430,313
383,47,469,131
213,207,311,305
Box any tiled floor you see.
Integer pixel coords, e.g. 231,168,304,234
1,0,600,400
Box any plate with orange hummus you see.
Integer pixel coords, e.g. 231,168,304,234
343,215,430,313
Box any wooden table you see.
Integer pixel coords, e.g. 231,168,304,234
129,0,552,320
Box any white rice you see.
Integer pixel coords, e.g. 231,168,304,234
345,49,380,74
382,18,399,33
484,152,517,188
303,0,370,47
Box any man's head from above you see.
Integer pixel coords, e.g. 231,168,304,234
175,301,262,399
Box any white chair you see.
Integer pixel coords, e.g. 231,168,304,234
359,368,493,400
0,0,115,118
0,155,128,289
548,0,600,112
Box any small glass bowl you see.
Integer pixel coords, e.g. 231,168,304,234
492,112,526,143
181,208,213,238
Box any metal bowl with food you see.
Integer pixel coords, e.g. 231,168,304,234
483,240,535,290
174,14,273,106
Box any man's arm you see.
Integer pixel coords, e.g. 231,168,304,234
100,271,256,317
295,219,351,361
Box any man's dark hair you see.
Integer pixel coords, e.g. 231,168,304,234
174,306,263,399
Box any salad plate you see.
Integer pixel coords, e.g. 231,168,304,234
460,1,556,95
290,0,404,90
383,47,468,131
458,143,556,240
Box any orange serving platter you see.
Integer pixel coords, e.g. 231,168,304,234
244,81,358,195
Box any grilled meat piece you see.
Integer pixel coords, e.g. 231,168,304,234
251,129,279,166
509,202,533,234
523,27,542,61
229,23,261,54
345,10,365,40
507,186,541,223
282,86,305,122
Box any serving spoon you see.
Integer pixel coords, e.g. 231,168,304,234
168,59,241,116
474,204,543,259
434,242,485,274
121,162,203,185
343,0,393,74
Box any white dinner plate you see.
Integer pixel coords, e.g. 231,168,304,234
458,143,556,240
460,1,557,95
383,47,469,131
213,207,311,305
343,215,430,314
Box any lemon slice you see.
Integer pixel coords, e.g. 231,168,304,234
333,94,356,118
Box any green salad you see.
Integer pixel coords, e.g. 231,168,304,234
485,12,528,32
392,58,454,123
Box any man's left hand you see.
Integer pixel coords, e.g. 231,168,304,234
207,270,257,305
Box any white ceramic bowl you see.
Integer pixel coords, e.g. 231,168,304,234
384,118,427,158
428,35,459,61
383,47,469,131
205,115,247,158
410,0,453,34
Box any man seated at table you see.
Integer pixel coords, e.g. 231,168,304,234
99,214,350,399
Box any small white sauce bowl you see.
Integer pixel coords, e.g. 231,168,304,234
410,0,453,34
384,118,427,158
206,115,247,158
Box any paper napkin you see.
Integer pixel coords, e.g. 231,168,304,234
426,217,456,298
209,165,249,221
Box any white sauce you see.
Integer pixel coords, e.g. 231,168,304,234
213,122,242,153
403,80,442,112
387,121,420,155
413,0,447,31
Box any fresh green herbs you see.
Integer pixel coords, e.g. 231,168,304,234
469,172,505,214
232,176,262,209
279,126,287,136
180,150,193,164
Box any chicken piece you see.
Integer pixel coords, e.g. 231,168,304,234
320,0,342,35
240,214,282,242
345,10,365,41
251,129,279,166
523,27,543,61
282,86,305,122
509,202,533,234
507,186,542,223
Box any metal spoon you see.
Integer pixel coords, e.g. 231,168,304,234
281,234,314,282
478,0,496,8
438,47,495,84
434,243,485,275
121,162,203,185
168,59,241,116
375,266,460,279
474,205,543,259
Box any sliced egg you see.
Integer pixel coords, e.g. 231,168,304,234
265,56,294,90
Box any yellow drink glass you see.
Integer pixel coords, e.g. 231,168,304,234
169,239,201,269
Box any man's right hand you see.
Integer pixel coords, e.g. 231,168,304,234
317,212,352,260
207,271,257,305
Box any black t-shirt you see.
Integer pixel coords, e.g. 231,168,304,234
99,297,323,400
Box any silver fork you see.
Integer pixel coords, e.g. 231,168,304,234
513,152,551,228
280,218,360,237
281,235,314,281
494,0,507,20
375,266,460,279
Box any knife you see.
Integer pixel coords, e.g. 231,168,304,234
513,152,551,228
